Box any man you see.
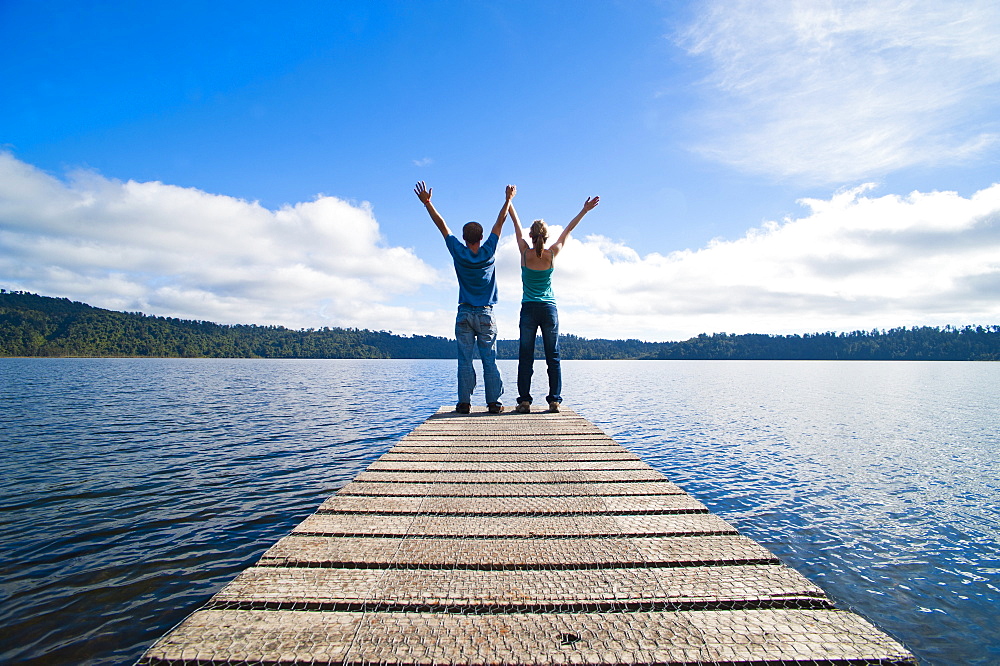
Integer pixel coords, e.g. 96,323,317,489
414,181,514,414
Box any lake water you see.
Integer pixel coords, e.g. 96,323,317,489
1,358,998,665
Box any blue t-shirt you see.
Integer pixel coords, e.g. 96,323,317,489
446,232,499,306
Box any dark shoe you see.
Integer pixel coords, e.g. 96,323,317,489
487,402,504,414
455,402,471,414
515,402,531,414
547,401,560,413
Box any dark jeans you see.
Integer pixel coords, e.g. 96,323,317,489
517,301,561,404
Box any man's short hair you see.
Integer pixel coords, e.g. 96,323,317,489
462,221,484,244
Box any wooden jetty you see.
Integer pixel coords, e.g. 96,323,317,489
139,406,914,665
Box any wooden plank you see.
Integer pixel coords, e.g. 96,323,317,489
317,494,709,514
399,435,618,443
388,445,628,453
365,460,652,471
353,469,668,483
336,480,686,496
409,428,608,436
140,609,912,666
291,513,738,538
375,452,641,461
259,535,785,569
210,564,829,609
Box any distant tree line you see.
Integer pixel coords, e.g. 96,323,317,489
495,334,664,360
2,290,998,360
650,329,1000,361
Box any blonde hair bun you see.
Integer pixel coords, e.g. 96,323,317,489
529,220,548,257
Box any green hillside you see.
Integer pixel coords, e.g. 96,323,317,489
1,290,998,360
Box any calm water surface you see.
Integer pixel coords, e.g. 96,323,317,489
1,358,997,665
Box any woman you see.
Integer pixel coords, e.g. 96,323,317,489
509,195,599,413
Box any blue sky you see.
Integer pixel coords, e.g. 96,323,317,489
2,0,999,340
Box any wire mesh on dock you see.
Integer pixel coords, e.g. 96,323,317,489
138,406,915,666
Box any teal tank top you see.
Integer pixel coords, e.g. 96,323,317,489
521,264,555,303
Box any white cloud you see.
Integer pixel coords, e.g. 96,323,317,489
0,152,441,332
4,153,998,342
413,157,434,167
495,183,1000,341
678,0,1000,183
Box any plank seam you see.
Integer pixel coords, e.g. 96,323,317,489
254,558,784,570
201,598,836,614
314,509,711,516
334,492,688,497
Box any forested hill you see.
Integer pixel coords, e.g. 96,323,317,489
0,291,444,359
2,290,998,360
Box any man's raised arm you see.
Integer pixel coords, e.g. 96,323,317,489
414,181,450,238
490,184,516,238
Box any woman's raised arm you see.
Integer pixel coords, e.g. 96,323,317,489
509,200,529,254
550,196,599,255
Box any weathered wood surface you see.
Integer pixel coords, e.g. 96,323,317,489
139,406,914,665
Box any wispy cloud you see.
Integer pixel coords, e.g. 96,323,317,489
495,183,1000,340
678,0,1000,183
0,152,440,331
413,157,434,167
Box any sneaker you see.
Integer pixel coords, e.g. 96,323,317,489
515,402,531,414
487,402,504,414
455,402,471,414
547,401,561,413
